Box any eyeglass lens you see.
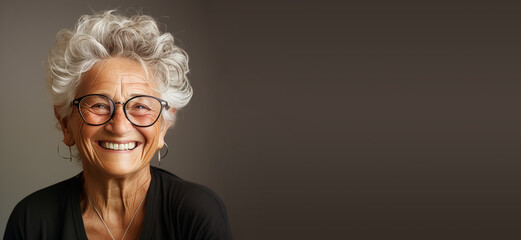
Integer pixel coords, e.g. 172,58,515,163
78,95,163,126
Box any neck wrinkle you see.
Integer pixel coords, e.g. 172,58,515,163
81,165,151,219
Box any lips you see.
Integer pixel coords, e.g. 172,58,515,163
98,141,138,151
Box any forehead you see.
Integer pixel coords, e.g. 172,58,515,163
76,57,157,97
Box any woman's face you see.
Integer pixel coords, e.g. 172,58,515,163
58,57,171,177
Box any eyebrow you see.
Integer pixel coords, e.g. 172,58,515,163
91,93,153,100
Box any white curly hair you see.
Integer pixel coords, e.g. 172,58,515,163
46,10,192,124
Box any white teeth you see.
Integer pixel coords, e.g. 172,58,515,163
101,142,137,151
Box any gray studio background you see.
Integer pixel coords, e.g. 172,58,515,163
2,1,521,239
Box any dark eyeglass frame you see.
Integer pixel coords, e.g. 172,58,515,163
71,94,170,127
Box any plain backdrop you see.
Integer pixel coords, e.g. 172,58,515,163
1,1,521,239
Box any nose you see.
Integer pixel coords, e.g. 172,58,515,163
104,104,133,135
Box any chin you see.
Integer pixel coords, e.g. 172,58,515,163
90,156,149,178
106,165,137,176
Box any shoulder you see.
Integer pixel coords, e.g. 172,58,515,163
149,167,233,239
152,167,223,198
11,174,79,216
151,166,228,213
4,174,81,239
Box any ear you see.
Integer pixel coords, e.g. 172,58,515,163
158,108,176,149
54,105,75,146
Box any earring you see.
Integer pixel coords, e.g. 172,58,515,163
57,142,72,162
158,143,169,165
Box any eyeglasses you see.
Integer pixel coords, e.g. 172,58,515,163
71,94,170,127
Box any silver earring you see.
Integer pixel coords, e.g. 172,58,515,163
158,143,169,165
57,142,72,162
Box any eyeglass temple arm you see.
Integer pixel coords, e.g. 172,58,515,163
162,101,170,110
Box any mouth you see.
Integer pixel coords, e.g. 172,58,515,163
98,141,139,151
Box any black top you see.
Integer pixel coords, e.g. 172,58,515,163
4,166,233,240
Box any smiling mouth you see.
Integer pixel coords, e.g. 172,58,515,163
98,141,138,151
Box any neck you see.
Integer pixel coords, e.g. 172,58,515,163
81,165,151,217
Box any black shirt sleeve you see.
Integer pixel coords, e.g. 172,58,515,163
176,183,233,240
3,175,79,240
145,167,234,240
4,200,27,240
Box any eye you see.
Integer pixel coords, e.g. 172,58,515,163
91,103,109,109
134,104,151,110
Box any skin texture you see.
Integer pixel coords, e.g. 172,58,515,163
54,57,174,239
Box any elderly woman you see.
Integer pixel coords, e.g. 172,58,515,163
4,11,232,240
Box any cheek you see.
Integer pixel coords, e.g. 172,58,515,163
142,125,161,148
70,116,98,153
69,115,85,140
72,120,91,141
140,125,161,160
